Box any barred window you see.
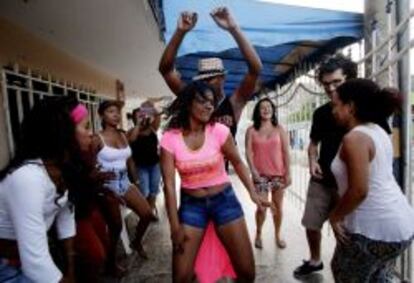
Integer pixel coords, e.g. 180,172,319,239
1,64,104,157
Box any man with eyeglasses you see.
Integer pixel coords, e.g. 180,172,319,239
294,55,392,277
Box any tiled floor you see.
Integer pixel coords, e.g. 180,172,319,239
109,174,336,283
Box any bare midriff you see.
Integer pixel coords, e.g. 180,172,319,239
181,182,230,198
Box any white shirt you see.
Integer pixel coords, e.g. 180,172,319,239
0,160,75,283
96,133,132,171
331,124,414,242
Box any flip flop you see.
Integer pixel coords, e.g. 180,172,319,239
254,237,263,249
276,239,287,249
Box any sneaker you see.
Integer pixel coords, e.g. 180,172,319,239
293,260,323,277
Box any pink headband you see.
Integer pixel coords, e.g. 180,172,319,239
70,104,89,124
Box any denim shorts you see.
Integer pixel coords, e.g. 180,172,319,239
104,169,131,196
179,185,244,229
0,259,33,283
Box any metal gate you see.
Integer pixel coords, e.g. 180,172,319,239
1,64,104,159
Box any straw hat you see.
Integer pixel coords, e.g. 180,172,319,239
192,57,227,81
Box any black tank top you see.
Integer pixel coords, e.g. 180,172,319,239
130,131,159,166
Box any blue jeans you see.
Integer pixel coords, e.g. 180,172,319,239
0,260,32,283
179,185,244,229
138,164,160,198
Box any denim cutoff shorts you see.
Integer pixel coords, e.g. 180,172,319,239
179,185,244,229
0,259,33,282
104,169,131,196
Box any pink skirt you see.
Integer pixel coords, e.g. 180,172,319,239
194,221,236,283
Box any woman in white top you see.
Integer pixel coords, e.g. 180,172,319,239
0,97,92,283
93,101,153,260
330,79,414,282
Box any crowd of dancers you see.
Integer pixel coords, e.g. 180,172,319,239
0,6,413,283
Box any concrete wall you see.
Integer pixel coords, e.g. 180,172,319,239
0,17,117,96
0,17,118,169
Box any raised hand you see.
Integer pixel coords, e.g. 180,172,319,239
210,6,238,31
177,11,198,32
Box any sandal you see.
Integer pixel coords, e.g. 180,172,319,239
254,237,263,249
276,239,286,249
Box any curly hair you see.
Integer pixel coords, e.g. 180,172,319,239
336,79,401,123
252,97,278,130
165,81,219,130
317,54,357,82
0,96,84,205
98,100,123,129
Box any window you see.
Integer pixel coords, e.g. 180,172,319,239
1,65,101,157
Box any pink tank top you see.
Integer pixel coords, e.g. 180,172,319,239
160,123,230,189
251,127,286,177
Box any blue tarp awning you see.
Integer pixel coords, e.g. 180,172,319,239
162,0,363,95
